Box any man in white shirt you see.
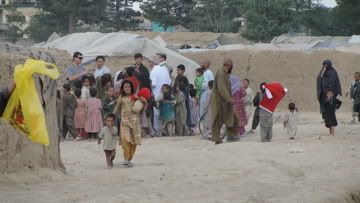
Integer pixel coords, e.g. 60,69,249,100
150,56,171,136
157,53,174,84
199,59,214,117
94,56,111,79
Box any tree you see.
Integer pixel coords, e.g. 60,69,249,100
26,13,68,42
241,0,294,42
39,0,109,34
4,8,26,43
334,0,360,35
103,0,142,32
187,0,243,32
141,0,196,31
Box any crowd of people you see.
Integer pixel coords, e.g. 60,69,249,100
58,51,359,168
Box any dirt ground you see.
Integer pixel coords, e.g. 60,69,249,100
0,112,359,203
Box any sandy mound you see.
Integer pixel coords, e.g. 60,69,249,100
0,43,67,173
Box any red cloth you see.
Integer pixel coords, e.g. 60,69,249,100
259,82,286,113
138,88,151,100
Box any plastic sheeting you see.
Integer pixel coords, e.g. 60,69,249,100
39,32,199,81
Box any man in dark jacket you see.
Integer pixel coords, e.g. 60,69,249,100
134,53,151,90
317,60,342,119
174,64,194,130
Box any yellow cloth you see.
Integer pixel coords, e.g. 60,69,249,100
2,59,59,146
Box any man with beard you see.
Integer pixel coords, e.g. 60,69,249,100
211,58,239,144
317,60,342,120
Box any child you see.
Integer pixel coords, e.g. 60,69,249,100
189,87,198,134
194,68,204,101
85,88,103,141
137,87,154,137
62,83,78,140
102,87,117,119
284,103,298,140
81,75,91,99
349,72,360,122
230,75,247,136
174,83,187,136
259,82,287,142
324,90,342,136
74,88,87,139
98,113,118,169
248,82,266,135
158,84,175,136
113,80,141,167
201,80,214,140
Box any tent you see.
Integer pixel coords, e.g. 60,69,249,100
39,32,199,81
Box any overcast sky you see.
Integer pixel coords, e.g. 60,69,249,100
132,0,338,11
319,0,337,7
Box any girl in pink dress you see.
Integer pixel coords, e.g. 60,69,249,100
230,75,247,136
74,89,87,139
85,87,103,141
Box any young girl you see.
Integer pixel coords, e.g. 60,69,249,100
230,75,247,136
113,80,141,167
98,113,118,169
284,103,298,140
85,88,103,141
324,90,342,136
102,87,117,119
74,88,87,139
81,75,91,99
158,84,175,136
174,83,187,136
194,68,204,100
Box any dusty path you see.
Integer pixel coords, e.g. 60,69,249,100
1,112,360,203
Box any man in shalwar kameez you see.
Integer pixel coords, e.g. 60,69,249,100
211,58,239,144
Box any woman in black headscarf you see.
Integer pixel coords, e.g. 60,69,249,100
317,59,342,119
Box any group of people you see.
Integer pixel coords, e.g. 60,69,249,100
59,51,358,168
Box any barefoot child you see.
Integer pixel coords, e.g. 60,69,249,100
98,113,118,168
102,87,117,118
158,84,176,136
74,88,87,139
324,90,342,136
174,83,188,136
113,80,141,167
284,103,298,140
62,83,78,140
85,88,103,141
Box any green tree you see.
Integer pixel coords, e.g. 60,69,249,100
241,0,294,42
141,0,196,31
103,0,142,31
335,0,360,35
4,8,26,43
39,0,109,33
26,13,67,42
187,0,243,32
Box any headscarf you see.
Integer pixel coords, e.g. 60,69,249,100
230,74,241,95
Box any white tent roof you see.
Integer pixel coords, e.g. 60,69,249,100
40,32,199,81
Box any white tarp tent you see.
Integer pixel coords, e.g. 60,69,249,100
39,32,199,81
